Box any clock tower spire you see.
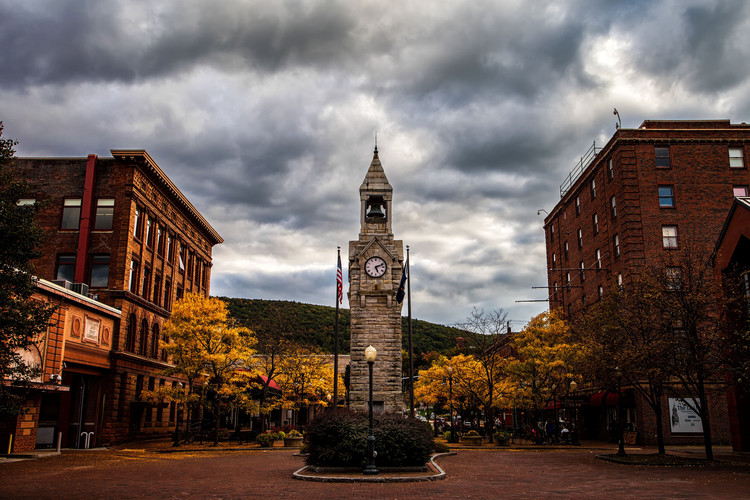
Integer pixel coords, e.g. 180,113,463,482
348,146,404,413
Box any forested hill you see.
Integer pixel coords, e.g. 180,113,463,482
218,297,464,355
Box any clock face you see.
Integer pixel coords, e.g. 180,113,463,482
365,256,387,278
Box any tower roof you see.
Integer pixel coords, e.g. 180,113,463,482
360,147,392,193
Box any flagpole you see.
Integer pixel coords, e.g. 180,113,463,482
333,246,341,410
407,246,414,418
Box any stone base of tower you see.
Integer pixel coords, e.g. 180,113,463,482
348,324,404,414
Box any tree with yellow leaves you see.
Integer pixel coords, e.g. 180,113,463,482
161,293,255,445
274,344,339,427
506,309,584,427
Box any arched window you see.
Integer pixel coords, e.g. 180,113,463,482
151,323,160,359
140,319,148,356
126,314,137,352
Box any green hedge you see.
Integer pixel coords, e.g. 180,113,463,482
305,410,434,467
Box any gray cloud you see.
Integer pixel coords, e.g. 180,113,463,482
4,0,750,326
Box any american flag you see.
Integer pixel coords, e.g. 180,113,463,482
337,253,343,304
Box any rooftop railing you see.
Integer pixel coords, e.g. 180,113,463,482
560,141,601,197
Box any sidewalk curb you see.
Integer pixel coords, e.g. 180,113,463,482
292,452,454,482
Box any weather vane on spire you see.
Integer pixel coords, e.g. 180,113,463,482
374,131,378,153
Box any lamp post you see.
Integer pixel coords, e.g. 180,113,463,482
614,366,626,456
447,365,456,443
364,345,379,475
569,380,579,445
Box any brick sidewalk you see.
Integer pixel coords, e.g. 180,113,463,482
1,445,748,499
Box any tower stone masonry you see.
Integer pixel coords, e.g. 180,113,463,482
348,147,404,413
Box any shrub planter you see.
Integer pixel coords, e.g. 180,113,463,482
461,436,483,446
284,436,304,447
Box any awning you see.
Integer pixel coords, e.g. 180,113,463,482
589,390,633,407
544,400,565,410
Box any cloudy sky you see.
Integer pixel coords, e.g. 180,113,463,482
3,0,750,328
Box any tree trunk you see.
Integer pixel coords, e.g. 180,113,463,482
214,401,221,446
697,378,714,461
653,397,666,455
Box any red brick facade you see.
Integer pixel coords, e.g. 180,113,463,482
544,120,750,447
10,150,222,447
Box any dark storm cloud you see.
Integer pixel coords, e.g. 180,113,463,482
0,1,360,88
5,0,750,326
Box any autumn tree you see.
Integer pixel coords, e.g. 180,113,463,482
576,279,675,454
244,306,296,431
506,310,584,425
274,344,338,427
0,122,54,418
453,307,512,441
162,293,255,445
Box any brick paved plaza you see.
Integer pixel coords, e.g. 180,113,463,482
1,444,749,499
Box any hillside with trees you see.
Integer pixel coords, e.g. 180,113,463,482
218,297,463,355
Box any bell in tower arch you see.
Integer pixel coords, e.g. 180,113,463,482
366,196,387,220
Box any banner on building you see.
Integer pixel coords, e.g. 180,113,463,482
668,397,703,433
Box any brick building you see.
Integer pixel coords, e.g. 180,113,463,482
12,150,222,446
1,278,120,453
543,120,750,446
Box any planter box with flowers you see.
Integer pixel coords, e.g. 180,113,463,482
461,430,483,446
284,430,304,447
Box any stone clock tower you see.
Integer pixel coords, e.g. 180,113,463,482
348,147,404,413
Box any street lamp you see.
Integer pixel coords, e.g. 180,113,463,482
364,345,379,475
614,366,626,456
569,380,579,445
447,365,456,443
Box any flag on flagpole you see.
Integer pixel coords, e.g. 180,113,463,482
396,263,407,303
337,253,343,304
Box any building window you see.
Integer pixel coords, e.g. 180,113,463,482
655,146,670,168
575,196,580,215
151,324,160,359
129,259,140,293
195,260,202,289
140,319,148,356
595,249,602,269
610,196,616,218
564,241,569,260
608,158,614,179
157,226,165,255
613,234,620,258
187,251,194,280
164,279,172,311
178,244,186,272
577,228,583,248
598,285,604,299
617,273,623,289
142,266,152,300
153,274,162,306
729,147,745,168
94,198,114,230
126,313,136,352
590,179,597,199
134,206,144,240
176,285,184,301
145,217,154,247
17,198,35,206
662,225,678,248
55,254,76,282
550,223,555,241
580,261,586,281
592,213,599,234
658,186,674,207
61,198,82,230
666,267,682,290
90,254,110,288
565,272,571,290
552,253,556,265
733,186,749,197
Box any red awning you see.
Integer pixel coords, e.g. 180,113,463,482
257,375,280,391
544,400,565,410
589,390,630,406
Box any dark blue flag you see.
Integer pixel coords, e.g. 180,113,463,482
396,265,407,303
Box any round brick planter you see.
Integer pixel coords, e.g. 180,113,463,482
284,437,304,447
